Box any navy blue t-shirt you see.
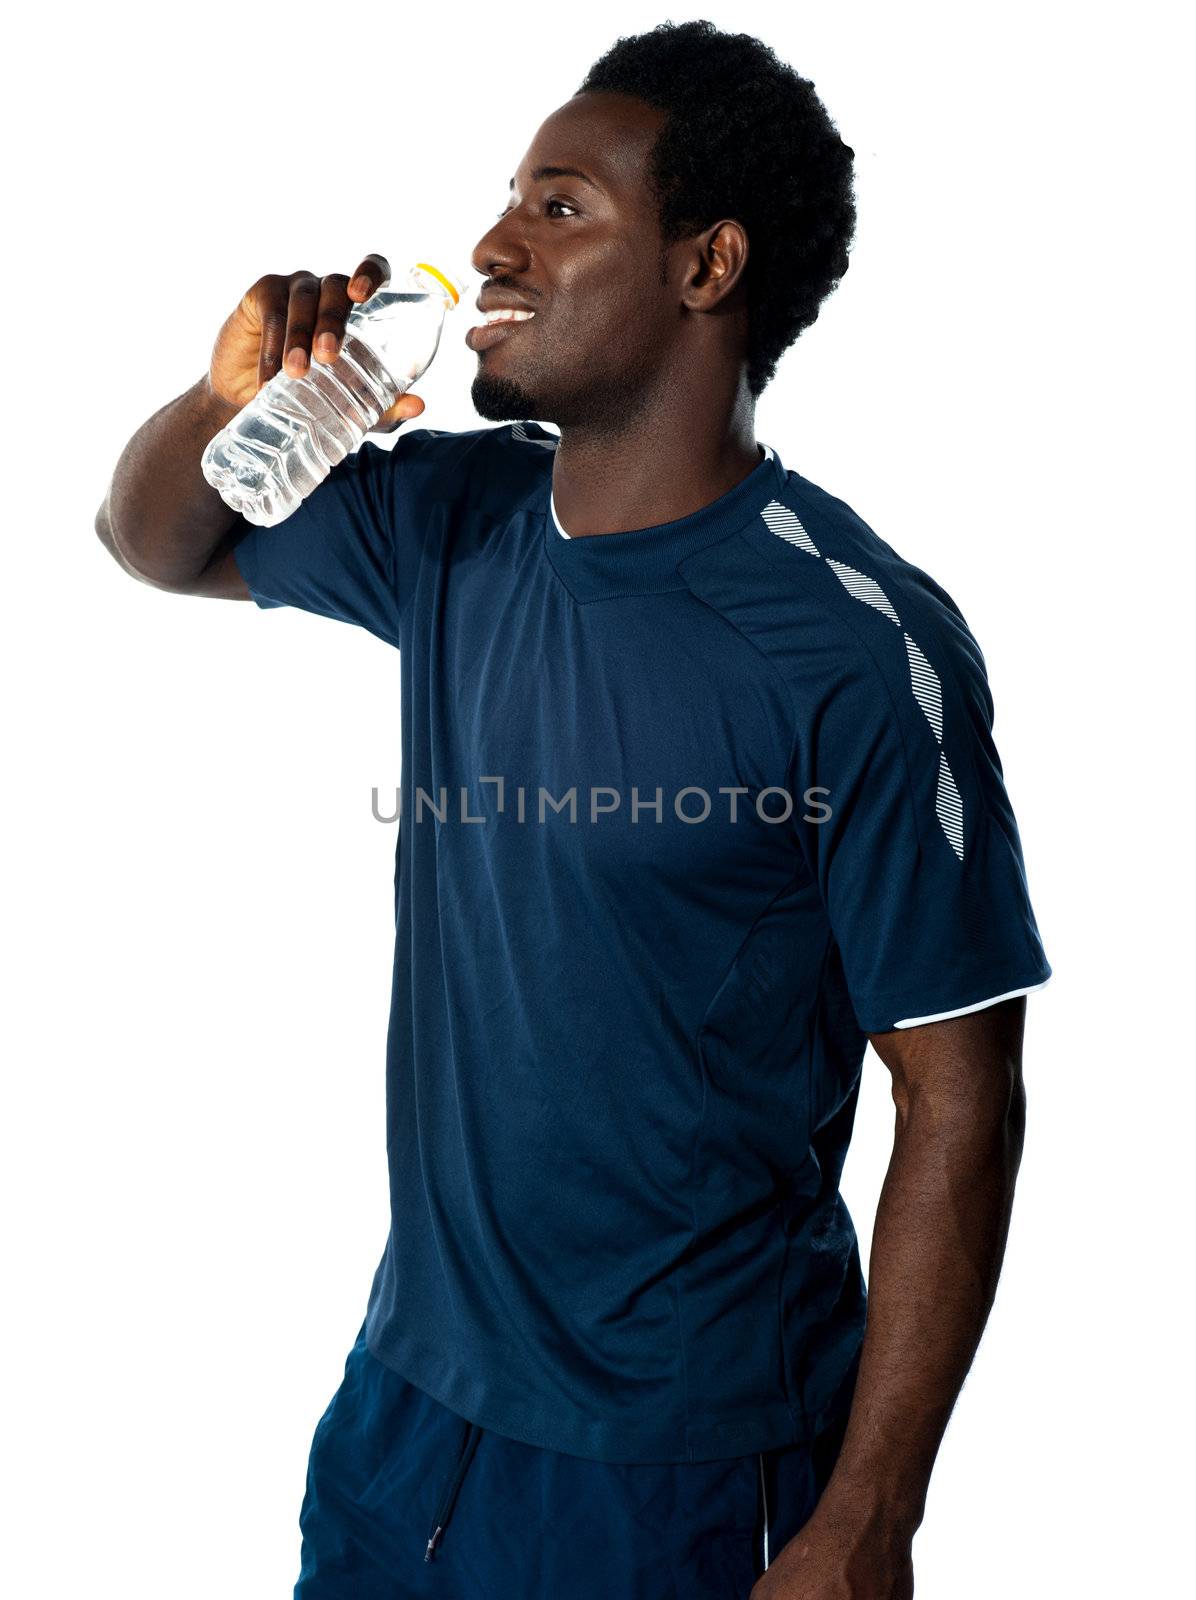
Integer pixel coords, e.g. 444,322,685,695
232,421,1051,1464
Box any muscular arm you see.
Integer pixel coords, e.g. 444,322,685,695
95,376,252,596
94,256,414,600
755,996,1028,1597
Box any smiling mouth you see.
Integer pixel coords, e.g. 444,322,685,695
466,312,537,352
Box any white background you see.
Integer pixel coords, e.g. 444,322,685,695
3,2,1190,1594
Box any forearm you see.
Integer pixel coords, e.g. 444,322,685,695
816,1067,1026,1541
97,376,243,588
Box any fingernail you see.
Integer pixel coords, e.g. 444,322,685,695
349,275,369,297
316,333,337,358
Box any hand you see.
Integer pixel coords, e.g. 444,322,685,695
206,252,426,433
748,1500,914,1599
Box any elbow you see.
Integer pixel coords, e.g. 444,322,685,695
94,498,115,553
94,498,173,590
93,502,143,585
95,497,140,578
95,496,133,566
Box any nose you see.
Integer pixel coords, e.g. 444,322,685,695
470,211,529,282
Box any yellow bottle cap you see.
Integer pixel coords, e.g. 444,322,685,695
415,263,461,307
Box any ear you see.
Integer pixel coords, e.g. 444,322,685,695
678,219,750,313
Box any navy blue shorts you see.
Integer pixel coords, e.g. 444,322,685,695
294,1320,849,1599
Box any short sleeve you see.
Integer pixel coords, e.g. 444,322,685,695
789,610,1052,1034
231,436,410,649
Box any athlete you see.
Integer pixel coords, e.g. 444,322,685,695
95,21,1051,1600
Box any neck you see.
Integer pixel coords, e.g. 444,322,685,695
550,372,760,540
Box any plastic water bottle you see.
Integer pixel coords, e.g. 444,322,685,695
202,261,466,527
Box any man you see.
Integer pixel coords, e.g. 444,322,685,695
96,20,1051,1599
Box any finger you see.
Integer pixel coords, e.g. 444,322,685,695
347,252,392,302
312,273,352,363
282,271,321,377
369,392,425,434
252,274,290,390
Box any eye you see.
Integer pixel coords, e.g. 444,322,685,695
494,199,578,220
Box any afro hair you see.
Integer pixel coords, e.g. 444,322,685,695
577,19,857,397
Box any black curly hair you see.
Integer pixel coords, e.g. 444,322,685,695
577,20,856,398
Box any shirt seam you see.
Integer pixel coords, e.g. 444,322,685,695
723,527,933,858
686,862,813,1450
672,536,814,803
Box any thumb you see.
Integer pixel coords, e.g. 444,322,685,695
371,391,425,435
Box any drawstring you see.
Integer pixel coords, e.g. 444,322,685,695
759,1451,770,1570
424,1420,483,1562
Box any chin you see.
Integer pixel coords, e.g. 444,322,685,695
471,370,544,422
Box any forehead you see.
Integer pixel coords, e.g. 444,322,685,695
510,91,667,203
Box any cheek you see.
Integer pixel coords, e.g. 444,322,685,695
556,245,664,349
562,226,654,297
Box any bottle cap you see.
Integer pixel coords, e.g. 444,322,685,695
414,262,466,308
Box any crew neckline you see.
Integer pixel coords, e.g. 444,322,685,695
543,442,786,601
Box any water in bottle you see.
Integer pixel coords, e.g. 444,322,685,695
202,261,466,527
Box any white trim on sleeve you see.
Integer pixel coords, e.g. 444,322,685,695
893,976,1052,1029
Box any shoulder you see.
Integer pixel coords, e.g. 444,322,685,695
373,418,558,509
683,466,993,727
680,466,1006,859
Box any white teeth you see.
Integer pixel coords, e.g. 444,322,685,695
482,308,535,324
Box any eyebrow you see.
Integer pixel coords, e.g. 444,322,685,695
508,165,601,192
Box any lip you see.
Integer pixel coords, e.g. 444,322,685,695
476,291,538,315
465,316,536,352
